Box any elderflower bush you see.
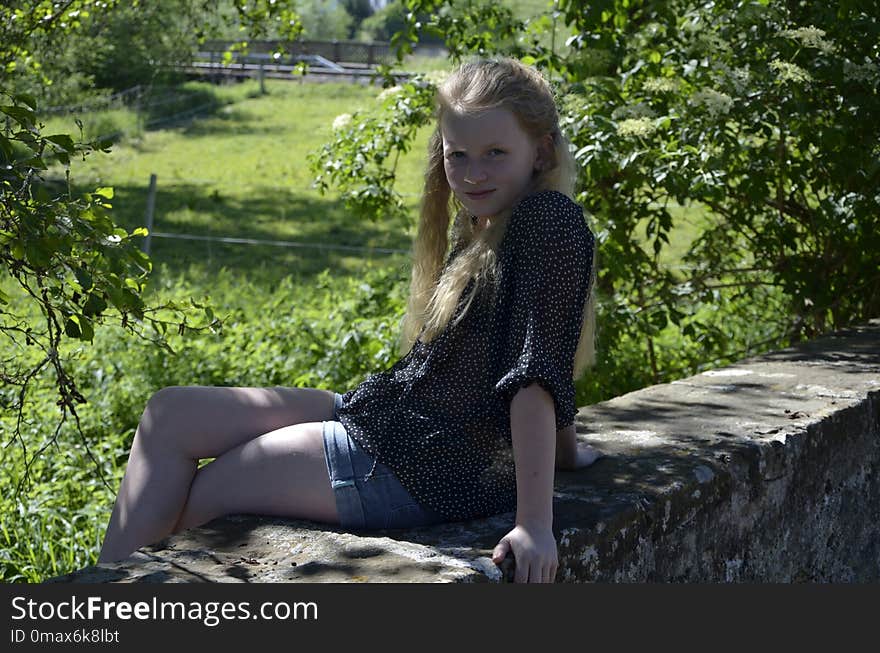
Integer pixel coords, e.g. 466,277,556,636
779,25,837,54
314,0,880,399
769,59,813,84
557,0,880,376
332,113,353,131
690,88,734,117
616,117,658,138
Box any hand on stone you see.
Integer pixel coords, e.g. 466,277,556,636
557,441,605,471
492,524,557,583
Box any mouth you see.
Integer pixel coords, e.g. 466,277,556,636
465,189,496,199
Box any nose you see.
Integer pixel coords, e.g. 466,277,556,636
463,162,488,185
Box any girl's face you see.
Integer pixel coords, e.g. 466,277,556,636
441,107,547,221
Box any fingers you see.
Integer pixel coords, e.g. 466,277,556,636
513,558,558,583
586,444,606,463
538,561,558,583
492,538,510,565
494,526,559,583
576,443,606,468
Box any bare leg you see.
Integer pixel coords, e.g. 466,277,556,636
99,386,337,563
172,422,336,533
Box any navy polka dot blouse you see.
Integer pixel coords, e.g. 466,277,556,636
336,190,595,521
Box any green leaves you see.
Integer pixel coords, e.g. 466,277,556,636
74,268,93,292
308,75,436,223
82,293,107,318
315,0,879,393
0,104,35,129
45,134,75,152
1,84,221,490
64,314,94,342
0,132,14,160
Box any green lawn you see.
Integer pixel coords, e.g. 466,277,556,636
42,77,440,289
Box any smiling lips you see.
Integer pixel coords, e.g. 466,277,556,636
466,189,495,199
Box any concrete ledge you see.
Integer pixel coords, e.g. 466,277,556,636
52,319,880,582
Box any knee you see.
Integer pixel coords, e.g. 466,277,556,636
138,386,188,449
145,385,187,416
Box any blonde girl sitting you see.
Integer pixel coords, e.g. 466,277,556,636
99,57,602,583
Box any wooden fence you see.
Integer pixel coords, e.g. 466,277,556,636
186,39,416,84
201,39,394,66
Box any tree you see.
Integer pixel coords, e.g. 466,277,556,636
0,0,303,490
357,0,441,44
342,0,375,39
295,0,354,40
311,0,880,397
358,1,407,41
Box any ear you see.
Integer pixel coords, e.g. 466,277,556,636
534,133,554,172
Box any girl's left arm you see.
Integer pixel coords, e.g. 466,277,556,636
491,382,558,583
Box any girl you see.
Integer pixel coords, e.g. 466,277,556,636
98,57,601,583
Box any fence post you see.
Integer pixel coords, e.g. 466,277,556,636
259,64,266,94
144,173,157,256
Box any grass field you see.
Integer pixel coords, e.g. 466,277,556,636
43,77,434,286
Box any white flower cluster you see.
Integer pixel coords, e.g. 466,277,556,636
612,102,656,120
728,67,751,94
643,77,679,93
769,59,812,84
332,113,353,131
560,93,586,115
843,58,879,84
696,31,731,55
377,85,402,102
780,25,837,54
691,88,734,118
616,117,657,138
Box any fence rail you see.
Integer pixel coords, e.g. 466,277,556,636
182,58,411,84
186,39,417,84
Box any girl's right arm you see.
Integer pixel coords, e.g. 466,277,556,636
492,382,558,583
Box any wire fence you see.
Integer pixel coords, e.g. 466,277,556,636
43,85,146,115
149,231,409,256
40,84,230,144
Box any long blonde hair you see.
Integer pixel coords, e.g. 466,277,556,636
398,57,597,380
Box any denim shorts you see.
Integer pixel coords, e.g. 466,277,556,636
322,392,446,530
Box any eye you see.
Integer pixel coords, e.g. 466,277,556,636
445,151,466,160
488,148,505,157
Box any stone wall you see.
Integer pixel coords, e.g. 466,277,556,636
52,319,880,583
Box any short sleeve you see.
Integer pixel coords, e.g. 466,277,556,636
494,191,594,430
